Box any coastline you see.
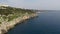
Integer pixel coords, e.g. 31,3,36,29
0,14,37,34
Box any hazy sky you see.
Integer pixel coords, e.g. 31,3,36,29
0,0,60,10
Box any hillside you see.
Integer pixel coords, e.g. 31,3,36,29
0,6,36,24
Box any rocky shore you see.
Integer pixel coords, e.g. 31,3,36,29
0,14,37,34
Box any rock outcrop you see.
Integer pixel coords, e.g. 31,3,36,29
0,14,37,34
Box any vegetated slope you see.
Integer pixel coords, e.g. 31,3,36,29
0,6,35,23
0,6,35,15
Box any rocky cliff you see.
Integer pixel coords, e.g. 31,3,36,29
0,6,37,34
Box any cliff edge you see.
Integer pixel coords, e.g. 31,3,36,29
0,6,37,34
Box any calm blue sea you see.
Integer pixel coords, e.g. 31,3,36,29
7,11,60,34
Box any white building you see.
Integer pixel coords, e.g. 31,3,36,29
0,4,9,9
0,4,9,7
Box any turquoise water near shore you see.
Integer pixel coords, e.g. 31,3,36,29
7,11,60,34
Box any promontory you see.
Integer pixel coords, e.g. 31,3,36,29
0,6,37,34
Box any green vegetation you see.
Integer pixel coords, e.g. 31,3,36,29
0,6,35,23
